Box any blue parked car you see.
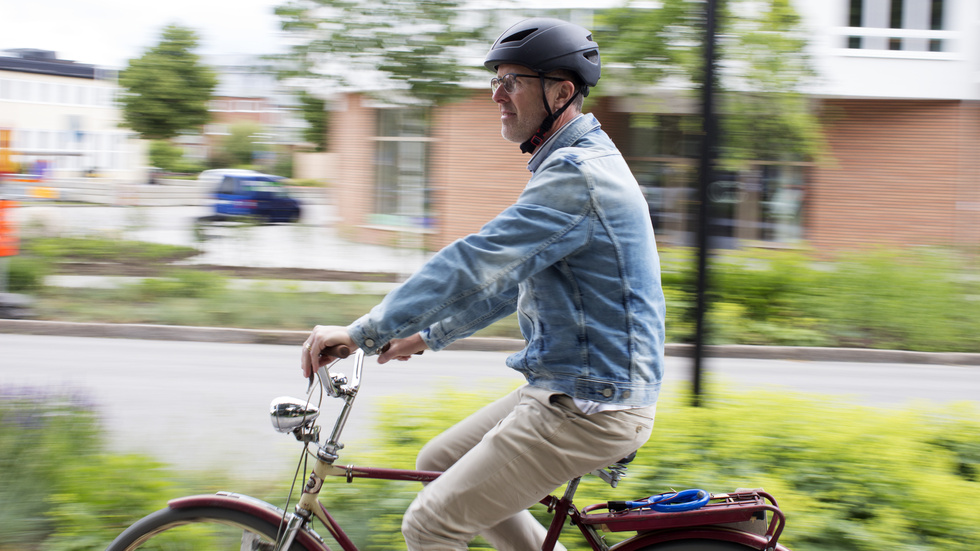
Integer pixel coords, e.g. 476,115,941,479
212,173,302,223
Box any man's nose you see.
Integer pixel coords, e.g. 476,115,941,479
492,86,509,103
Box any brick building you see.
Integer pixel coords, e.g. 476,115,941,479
322,0,980,253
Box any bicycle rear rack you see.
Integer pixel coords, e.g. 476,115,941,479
578,489,785,550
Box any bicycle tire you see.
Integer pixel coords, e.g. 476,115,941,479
636,539,759,550
106,505,317,550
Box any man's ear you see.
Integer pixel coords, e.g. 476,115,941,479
552,80,576,108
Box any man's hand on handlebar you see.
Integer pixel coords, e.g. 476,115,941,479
301,325,356,378
378,333,428,365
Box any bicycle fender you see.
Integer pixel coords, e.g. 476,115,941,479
168,492,329,550
609,527,791,551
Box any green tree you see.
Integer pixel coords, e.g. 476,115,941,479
119,25,218,140
147,139,182,171
273,0,482,105
598,0,824,166
221,122,270,167
148,139,205,173
297,91,328,151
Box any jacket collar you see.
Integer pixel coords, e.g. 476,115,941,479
527,113,601,173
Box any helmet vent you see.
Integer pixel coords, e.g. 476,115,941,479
501,28,537,43
584,51,599,63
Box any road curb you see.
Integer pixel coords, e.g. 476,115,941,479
1,319,978,366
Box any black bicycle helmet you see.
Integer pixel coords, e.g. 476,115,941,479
484,17,601,96
484,18,601,154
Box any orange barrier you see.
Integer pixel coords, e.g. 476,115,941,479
0,199,17,257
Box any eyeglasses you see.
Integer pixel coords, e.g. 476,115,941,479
490,73,565,95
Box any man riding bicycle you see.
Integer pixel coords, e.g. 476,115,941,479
301,17,666,551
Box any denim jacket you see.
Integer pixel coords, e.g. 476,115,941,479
348,113,666,407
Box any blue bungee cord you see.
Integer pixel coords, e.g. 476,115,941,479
607,489,711,513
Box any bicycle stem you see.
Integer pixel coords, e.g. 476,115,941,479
317,349,366,462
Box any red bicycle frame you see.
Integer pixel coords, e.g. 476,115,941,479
168,463,788,551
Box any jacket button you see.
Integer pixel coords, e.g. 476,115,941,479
364,338,375,348
622,390,631,399
601,388,613,398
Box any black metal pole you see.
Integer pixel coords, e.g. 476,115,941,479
693,0,719,407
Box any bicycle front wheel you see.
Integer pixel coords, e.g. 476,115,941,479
636,539,760,550
106,505,318,550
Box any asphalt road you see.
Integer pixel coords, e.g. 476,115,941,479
2,334,978,481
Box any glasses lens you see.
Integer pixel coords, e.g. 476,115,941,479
502,74,516,93
491,74,519,95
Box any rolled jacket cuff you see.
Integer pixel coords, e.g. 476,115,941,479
346,317,383,355
419,325,450,352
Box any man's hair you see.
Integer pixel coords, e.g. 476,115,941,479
545,69,586,112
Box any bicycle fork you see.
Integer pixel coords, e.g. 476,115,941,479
270,459,349,551
274,510,309,551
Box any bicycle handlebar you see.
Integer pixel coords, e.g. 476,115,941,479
307,345,353,390
319,344,352,359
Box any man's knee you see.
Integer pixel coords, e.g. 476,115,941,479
416,437,456,472
402,502,465,551
401,506,423,546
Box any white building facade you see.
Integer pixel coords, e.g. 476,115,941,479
798,0,978,100
0,49,146,185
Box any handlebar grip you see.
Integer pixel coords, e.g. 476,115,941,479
319,344,351,359
308,344,352,389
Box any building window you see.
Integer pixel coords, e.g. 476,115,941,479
625,114,806,246
628,114,701,159
372,108,432,229
625,114,699,244
757,164,806,243
847,0,946,52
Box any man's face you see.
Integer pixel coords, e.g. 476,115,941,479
492,64,550,144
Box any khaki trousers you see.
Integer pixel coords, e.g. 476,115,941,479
402,384,655,550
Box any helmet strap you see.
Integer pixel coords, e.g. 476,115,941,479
520,75,581,155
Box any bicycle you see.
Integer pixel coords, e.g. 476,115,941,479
107,347,790,551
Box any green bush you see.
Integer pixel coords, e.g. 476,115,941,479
18,241,980,353
595,384,980,550
314,384,980,550
10,384,979,550
803,248,980,352
660,246,980,352
147,140,204,175
286,178,328,188
124,269,227,300
148,140,183,173
0,390,234,549
0,391,194,548
5,255,49,292
23,236,199,264
34,285,387,330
